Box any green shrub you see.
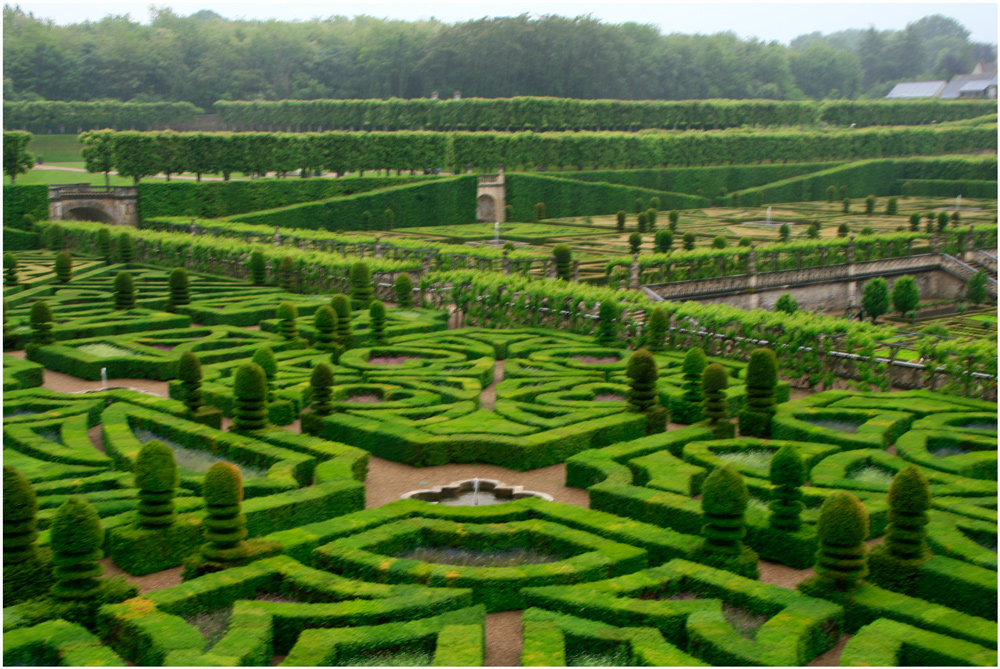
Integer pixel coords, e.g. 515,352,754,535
3,252,18,286
383,208,395,231
739,236,751,247
806,224,819,239
331,293,354,349
842,198,850,214
534,202,546,222
885,196,898,215
369,300,387,344
395,272,414,307
552,244,572,281
768,445,805,531
838,222,849,237
682,232,696,250
231,362,269,432
778,223,790,242
646,207,657,232
668,210,679,230
113,271,136,310
167,267,190,311
616,210,625,232
50,497,105,601
628,232,641,254
966,269,987,305
200,462,248,566
654,229,673,253
134,441,178,529
350,262,374,308
626,349,658,413
313,305,338,351
4,465,39,565
937,211,948,232
739,348,778,437
891,275,920,316
865,194,876,215
712,235,727,249
827,185,836,202
278,256,297,293
909,212,920,231
701,363,729,423
692,466,759,579
596,301,618,346
644,306,668,352
98,227,113,262
55,251,72,283
868,465,931,592
813,490,869,590
29,300,54,347
249,250,266,285
310,363,335,417
862,277,889,323
117,232,133,263
276,301,299,340
682,347,707,403
251,346,278,400
178,351,202,414
361,210,373,230
636,212,647,234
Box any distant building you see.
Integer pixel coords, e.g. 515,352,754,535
886,81,946,99
886,61,998,100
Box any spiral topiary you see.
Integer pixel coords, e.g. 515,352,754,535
636,212,647,234
251,347,278,401
178,352,202,414
595,301,618,346
646,208,657,232
4,465,39,564
168,267,190,311
868,466,931,592
231,362,269,432
97,227,113,262
134,441,178,529
738,347,778,437
645,306,668,352
200,462,248,565
616,210,625,232
350,262,374,308
29,300,55,347
552,244,572,281
275,301,298,340
769,445,805,531
681,347,706,403
3,253,18,286
692,466,759,578
310,363,334,416
395,272,414,307
113,271,136,310
278,256,297,293
701,363,729,424
668,210,679,230
118,232,133,263
813,490,869,590
331,293,354,349
50,497,104,601
249,250,267,285
369,300,387,344
682,231,696,250
313,305,338,351
626,349,659,412
55,251,72,283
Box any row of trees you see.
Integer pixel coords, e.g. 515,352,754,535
5,8,994,107
71,124,997,184
3,101,202,133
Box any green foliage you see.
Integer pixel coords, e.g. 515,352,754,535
113,271,136,310
534,202,546,222
937,211,949,232
29,300,54,346
814,490,869,589
395,272,414,307
331,293,354,349
231,362,269,432
54,251,72,283
768,446,805,531
596,301,619,346
712,235,727,249
178,351,202,414
167,267,190,310
383,208,395,231
837,222,849,237
3,252,18,286
862,277,889,323
278,256,298,293
628,232,641,254
313,305,338,351
134,441,178,529
668,210,679,230
775,293,798,315
369,300,387,344
778,223,790,242
654,229,673,253
361,210,373,230
682,348,707,402
826,185,836,202
249,250,266,285
251,346,278,394
682,232,696,250
4,465,38,564
117,232,133,263
644,306,668,352
636,211,647,234
909,212,920,231
310,362,335,416
701,363,729,423
693,466,758,578
50,497,104,601
97,227,113,261
738,236,751,247
753,190,764,207
842,198,850,214
552,244,572,281
625,349,659,413
276,301,299,340
966,269,987,305
3,130,35,184
200,462,248,566
616,210,625,233
885,196,898,215
646,207,657,232
740,347,779,437
806,224,819,239
891,275,920,316
868,466,932,592
865,194,876,215
350,262,374,308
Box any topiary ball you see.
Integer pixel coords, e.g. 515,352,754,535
233,362,268,402
887,465,930,516
770,445,805,488
817,490,869,546
251,347,278,378
203,462,244,507
701,465,748,517
701,363,728,393
134,440,178,493
50,497,104,556
276,301,297,321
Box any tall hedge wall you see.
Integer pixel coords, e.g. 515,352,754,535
228,176,477,231
903,179,998,199
3,185,49,227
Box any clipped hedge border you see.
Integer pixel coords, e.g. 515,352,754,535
2,619,125,666
840,617,997,666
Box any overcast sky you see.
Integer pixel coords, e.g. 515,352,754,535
12,1,999,45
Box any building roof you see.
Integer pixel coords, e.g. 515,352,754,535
940,74,996,99
958,76,998,93
886,81,947,99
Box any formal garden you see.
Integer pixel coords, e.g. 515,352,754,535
2,104,998,666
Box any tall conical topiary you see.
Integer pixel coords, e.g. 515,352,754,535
231,362,269,432
692,466,759,579
276,302,298,340
97,227,113,263
350,262,374,308
739,348,778,437
645,306,668,352
50,497,104,600
701,363,728,423
395,272,413,308
369,300,387,344
55,251,72,283
681,348,706,403
114,271,136,310
178,352,202,415
626,349,659,412
29,300,55,347
4,465,39,564
552,244,572,281
313,305,338,351
3,253,18,286
200,463,248,566
134,441,178,529
252,347,278,401
769,445,805,531
331,294,354,349
809,491,869,591
310,363,334,416
118,232,133,263
168,267,190,311
278,256,297,293
596,301,618,346
249,250,266,285
868,466,931,592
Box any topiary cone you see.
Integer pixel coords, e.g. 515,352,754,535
134,440,178,529
625,349,659,412
276,301,298,340
313,305,338,351
768,445,805,531
200,463,248,564
4,465,39,564
369,300,387,344
50,497,104,601
814,491,869,589
310,363,334,416
701,363,729,423
231,362,269,432
884,465,931,563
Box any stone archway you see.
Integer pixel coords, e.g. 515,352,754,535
65,206,116,224
477,194,496,223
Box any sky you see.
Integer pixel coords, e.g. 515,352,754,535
11,1,999,45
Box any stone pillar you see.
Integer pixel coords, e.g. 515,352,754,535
629,253,640,290
502,249,511,275
273,226,281,246
846,236,857,306
572,259,580,283
747,245,759,310
374,236,383,259
963,225,975,262
931,230,941,255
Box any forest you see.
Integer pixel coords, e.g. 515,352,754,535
3,6,995,108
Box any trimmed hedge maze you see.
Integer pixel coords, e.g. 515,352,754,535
3,252,997,667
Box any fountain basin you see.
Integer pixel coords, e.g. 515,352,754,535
400,478,554,506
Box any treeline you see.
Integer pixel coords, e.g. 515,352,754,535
4,7,995,107
211,98,998,132
77,126,998,184
3,101,203,132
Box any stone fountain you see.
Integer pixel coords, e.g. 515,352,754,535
400,478,554,506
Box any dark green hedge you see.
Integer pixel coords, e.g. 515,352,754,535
3,185,48,227
902,179,998,198
3,227,40,250
840,618,996,666
229,176,477,231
